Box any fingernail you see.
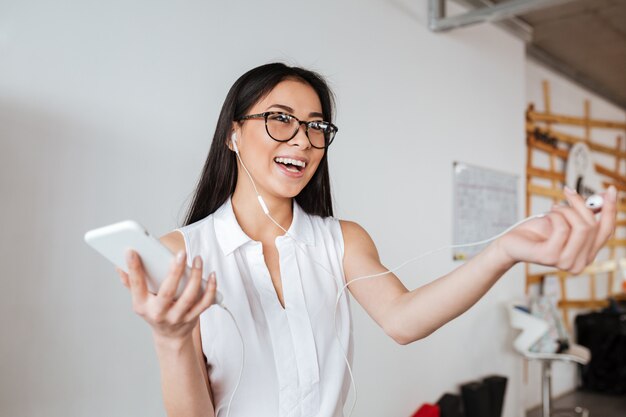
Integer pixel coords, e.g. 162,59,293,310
126,250,135,263
176,250,185,265
193,256,202,269
564,186,576,195
209,272,216,284
608,185,617,202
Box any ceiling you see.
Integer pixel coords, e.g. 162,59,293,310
459,0,626,111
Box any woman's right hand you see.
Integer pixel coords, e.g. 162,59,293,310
115,250,218,344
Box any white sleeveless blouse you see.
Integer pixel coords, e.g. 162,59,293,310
176,198,353,417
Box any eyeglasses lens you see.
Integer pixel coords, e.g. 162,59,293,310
266,113,334,149
266,113,296,141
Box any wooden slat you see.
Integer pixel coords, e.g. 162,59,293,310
595,164,626,187
607,239,626,247
558,294,626,309
558,271,570,331
558,299,609,309
525,107,534,292
527,166,565,182
527,110,626,130
543,81,551,116
608,261,615,296
527,136,569,159
549,128,559,203
528,184,626,212
614,136,621,172
590,272,597,299
527,124,626,159
526,273,545,285
526,135,534,223
608,135,621,295
587,140,626,159
527,183,563,200
602,181,626,193
583,101,595,304
584,100,591,141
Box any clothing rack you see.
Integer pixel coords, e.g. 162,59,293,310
525,81,626,329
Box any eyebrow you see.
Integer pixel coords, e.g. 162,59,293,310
267,104,324,119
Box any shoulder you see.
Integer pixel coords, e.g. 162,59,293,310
339,220,369,240
159,230,185,254
339,220,379,259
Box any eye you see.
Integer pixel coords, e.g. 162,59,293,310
269,113,292,124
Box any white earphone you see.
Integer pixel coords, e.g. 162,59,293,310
230,131,270,215
231,132,239,154
585,194,604,211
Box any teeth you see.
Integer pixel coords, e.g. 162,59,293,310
274,157,306,168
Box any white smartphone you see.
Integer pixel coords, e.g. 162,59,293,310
84,220,222,304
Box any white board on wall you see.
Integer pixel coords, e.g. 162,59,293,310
452,162,519,260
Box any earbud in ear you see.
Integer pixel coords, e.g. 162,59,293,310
231,132,239,153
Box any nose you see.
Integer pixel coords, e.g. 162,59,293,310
289,122,311,149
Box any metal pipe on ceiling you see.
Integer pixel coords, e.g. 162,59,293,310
428,0,576,32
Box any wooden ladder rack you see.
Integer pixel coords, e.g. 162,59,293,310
526,81,626,329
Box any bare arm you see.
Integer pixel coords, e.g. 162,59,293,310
342,187,617,345
117,231,215,416
152,322,214,417
341,221,512,344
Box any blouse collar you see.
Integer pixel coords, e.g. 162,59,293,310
213,197,315,256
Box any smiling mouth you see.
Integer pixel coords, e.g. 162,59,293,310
274,157,306,173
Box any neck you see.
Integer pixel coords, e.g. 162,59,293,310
231,180,293,243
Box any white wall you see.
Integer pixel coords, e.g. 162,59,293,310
1,1,530,416
524,59,626,408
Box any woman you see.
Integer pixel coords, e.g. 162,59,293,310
116,63,617,417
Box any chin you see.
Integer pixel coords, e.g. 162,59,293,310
269,181,309,200
281,186,307,200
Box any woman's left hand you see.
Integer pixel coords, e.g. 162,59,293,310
496,186,618,273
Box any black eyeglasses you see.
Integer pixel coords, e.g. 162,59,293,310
237,111,338,149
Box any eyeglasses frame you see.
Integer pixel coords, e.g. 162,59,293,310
236,111,338,149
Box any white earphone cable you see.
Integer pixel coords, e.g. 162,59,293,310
230,135,545,417
223,306,244,417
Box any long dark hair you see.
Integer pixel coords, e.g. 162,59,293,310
182,63,336,226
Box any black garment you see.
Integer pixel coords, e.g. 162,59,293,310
575,300,626,394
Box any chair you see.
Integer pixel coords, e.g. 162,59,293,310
508,302,591,417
